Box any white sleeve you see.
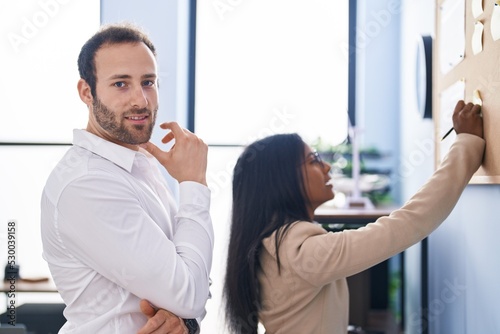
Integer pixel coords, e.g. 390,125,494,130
56,174,213,319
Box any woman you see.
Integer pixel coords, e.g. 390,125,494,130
223,100,484,334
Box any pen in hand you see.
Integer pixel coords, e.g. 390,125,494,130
442,94,482,141
441,89,483,141
441,127,454,141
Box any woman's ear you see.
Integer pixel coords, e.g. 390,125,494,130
77,79,93,106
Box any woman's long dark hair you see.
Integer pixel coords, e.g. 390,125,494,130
223,133,313,334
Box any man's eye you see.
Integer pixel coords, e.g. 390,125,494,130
143,80,155,87
114,82,126,88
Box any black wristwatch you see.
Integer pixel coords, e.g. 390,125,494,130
183,318,200,334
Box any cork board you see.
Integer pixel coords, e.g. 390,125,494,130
434,0,500,183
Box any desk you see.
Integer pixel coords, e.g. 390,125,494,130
1,280,57,294
0,279,64,332
1,279,58,312
314,207,394,226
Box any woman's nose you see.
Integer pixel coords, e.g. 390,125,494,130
323,160,332,174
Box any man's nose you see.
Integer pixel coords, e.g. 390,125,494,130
129,86,148,109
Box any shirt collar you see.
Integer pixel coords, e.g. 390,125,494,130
72,129,140,173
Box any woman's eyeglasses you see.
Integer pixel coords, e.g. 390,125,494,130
306,151,324,166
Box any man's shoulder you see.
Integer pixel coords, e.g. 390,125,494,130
45,146,89,185
43,146,128,201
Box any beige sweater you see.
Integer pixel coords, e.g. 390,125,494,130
257,134,485,334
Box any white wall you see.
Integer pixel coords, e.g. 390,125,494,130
357,0,403,203
399,0,435,333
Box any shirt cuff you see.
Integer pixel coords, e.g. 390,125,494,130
178,181,211,209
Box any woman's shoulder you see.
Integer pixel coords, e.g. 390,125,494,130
262,221,326,248
289,220,327,233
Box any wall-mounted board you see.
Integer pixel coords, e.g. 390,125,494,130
435,0,500,183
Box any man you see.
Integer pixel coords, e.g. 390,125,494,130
41,23,212,333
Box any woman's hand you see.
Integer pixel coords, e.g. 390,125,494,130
453,100,483,138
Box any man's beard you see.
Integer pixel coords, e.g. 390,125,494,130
92,97,157,145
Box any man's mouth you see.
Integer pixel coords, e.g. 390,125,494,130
126,115,148,120
125,115,149,124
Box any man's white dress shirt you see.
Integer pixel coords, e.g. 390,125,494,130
41,129,214,333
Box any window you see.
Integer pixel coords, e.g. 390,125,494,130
0,0,100,310
194,2,349,331
0,1,99,143
195,0,349,146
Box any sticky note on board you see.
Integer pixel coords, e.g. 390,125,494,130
473,89,483,106
472,21,484,54
472,0,484,18
492,1,500,41
439,0,466,74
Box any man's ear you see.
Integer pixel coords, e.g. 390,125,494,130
77,79,93,106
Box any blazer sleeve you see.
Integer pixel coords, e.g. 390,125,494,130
280,133,485,286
